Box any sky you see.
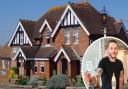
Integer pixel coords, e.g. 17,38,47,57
0,0,128,45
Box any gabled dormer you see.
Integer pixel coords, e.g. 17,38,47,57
8,19,35,47
51,4,90,38
38,19,52,47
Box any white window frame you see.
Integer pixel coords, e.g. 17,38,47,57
73,28,78,44
40,61,44,73
64,28,70,45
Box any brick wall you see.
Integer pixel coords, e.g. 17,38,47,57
54,26,89,56
54,28,65,49
72,27,89,56
31,60,50,79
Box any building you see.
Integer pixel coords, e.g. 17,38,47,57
8,2,128,79
0,45,12,79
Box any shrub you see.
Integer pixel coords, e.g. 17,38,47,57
46,74,70,89
71,75,85,87
11,66,17,71
9,67,17,79
9,70,17,79
39,76,47,86
28,75,39,87
15,76,28,85
40,76,47,86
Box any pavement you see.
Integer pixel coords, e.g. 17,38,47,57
0,87,39,89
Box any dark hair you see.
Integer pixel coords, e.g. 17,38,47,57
107,39,118,47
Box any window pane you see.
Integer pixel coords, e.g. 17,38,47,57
41,66,44,72
34,65,37,73
17,33,19,44
2,60,5,69
46,38,50,45
73,29,78,44
20,32,24,45
64,28,70,44
40,62,44,72
46,31,51,38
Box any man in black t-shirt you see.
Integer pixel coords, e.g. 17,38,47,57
95,40,124,89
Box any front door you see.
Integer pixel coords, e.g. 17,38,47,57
61,59,68,74
24,61,31,77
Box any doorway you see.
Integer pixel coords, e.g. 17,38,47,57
61,58,68,74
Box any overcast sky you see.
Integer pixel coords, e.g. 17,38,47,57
0,0,128,45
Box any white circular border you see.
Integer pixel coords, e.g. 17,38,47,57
81,36,128,88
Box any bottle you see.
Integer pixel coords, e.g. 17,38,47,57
112,73,116,89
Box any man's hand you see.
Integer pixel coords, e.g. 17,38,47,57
91,76,100,88
90,68,103,88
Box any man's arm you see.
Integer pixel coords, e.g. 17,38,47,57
91,68,103,87
96,68,103,78
119,70,124,89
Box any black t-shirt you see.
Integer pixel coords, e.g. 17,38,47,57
98,57,123,89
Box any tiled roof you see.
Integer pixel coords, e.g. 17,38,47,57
34,5,66,37
33,3,125,38
34,47,56,58
0,45,12,58
70,3,118,35
62,45,79,61
21,46,39,58
20,46,56,58
18,2,127,44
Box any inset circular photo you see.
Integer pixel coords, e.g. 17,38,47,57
81,36,128,89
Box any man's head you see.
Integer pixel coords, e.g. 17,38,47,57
107,39,118,59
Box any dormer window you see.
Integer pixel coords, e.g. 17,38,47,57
45,31,51,38
46,38,50,46
45,31,51,46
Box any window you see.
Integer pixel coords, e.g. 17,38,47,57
1,60,8,69
34,62,37,73
64,28,70,44
73,28,78,44
46,38,50,46
20,32,24,45
46,31,51,38
40,62,44,73
16,32,19,44
13,47,18,54
2,60,5,69
46,31,51,46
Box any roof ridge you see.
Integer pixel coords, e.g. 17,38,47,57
20,19,35,23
